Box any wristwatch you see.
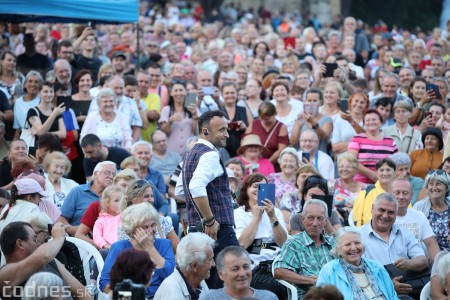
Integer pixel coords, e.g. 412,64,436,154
272,220,279,228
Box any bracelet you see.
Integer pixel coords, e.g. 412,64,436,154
205,219,216,227
204,215,215,223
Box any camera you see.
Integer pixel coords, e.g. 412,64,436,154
112,279,146,300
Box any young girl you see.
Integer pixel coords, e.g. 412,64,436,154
436,104,450,144
93,186,125,250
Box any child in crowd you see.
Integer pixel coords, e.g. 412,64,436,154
93,186,125,250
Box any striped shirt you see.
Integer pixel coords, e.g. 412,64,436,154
348,134,398,183
273,231,335,299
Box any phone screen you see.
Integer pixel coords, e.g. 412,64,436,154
339,98,349,112
202,86,215,95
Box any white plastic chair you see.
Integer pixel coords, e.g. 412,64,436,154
66,237,108,300
348,210,356,228
271,262,298,300
420,281,431,300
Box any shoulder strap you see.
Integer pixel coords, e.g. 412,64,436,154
264,121,281,148
364,184,375,198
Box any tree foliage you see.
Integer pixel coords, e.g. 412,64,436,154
349,0,442,31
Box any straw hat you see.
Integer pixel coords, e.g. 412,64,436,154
236,134,270,157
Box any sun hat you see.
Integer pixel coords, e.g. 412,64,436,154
236,134,270,157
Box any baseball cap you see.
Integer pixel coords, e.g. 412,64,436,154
382,32,394,41
111,51,127,60
14,178,50,197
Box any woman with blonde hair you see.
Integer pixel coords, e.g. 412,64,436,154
43,151,78,208
0,50,24,101
113,169,138,191
320,81,344,120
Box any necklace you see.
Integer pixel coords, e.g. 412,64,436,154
354,273,370,289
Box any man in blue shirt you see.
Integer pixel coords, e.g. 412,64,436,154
57,161,116,236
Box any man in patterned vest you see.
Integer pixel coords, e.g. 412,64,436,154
176,109,239,288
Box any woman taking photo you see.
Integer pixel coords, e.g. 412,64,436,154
291,88,333,153
234,173,288,299
383,100,422,154
26,82,66,154
414,170,450,251
43,151,78,208
410,128,444,179
237,134,275,178
290,175,341,235
408,77,434,125
246,102,288,169
268,147,299,206
317,227,397,299
100,202,176,299
80,88,132,151
13,71,43,139
0,51,24,101
159,80,199,156
220,82,252,157
332,91,368,156
348,109,398,184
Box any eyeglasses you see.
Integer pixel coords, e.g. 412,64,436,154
100,170,116,177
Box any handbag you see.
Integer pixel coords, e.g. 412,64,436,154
384,263,431,293
20,107,38,151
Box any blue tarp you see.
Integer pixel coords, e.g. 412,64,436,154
0,0,139,23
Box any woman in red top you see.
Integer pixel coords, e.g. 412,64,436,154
246,102,288,171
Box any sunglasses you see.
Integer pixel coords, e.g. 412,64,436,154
132,179,151,190
428,169,448,176
172,79,186,85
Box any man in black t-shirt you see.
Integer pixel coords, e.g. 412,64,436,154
17,34,52,77
80,134,130,181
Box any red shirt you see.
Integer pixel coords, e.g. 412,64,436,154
80,201,100,229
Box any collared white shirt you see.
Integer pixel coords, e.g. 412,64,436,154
175,139,224,199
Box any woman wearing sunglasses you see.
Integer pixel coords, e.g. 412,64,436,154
414,170,450,251
289,175,341,236
159,80,199,156
118,179,179,254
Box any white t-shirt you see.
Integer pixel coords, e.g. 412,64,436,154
234,206,287,268
395,208,435,254
297,150,335,180
270,99,304,138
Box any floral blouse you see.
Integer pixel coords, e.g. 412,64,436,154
428,207,450,251
268,173,296,208
329,178,367,208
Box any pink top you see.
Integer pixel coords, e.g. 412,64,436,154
93,212,122,249
348,134,397,183
39,200,61,223
237,156,275,179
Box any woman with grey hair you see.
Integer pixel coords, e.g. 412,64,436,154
383,100,422,154
268,147,299,206
80,88,132,150
100,202,175,298
414,170,450,250
389,152,425,205
13,70,43,136
317,227,398,299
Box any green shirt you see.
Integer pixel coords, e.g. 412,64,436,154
273,231,335,299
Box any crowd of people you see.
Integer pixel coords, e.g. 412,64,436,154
2,0,450,299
